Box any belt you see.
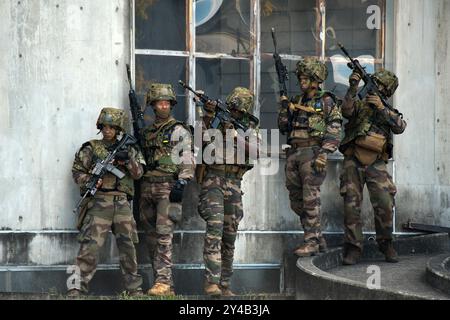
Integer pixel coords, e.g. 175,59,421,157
143,175,176,183
95,192,128,200
289,139,321,149
207,165,245,178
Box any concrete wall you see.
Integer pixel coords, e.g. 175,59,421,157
0,0,131,231
394,0,450,229
0,0,449,271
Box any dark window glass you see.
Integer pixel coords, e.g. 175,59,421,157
325,0,384,58
135,0,186,51
196,0,251,55
135,55,187,123
261,0,318,56
196,58,250,100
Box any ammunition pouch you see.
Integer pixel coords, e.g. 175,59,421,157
353,132,387,166
355,132,386,154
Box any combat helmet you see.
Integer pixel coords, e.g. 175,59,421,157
96,107,127,132
372,69,399,98
146,83,177,107
296,57,328,83
226,87,254,114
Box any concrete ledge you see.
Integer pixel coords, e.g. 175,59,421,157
0,264,282,296
296,234,450,300
0,231,346,266
426,254,450,295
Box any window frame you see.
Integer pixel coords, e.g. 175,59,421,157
130,0,388,128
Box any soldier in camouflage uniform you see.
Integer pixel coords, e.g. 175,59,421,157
198,87,260,296
278,57,343,257
69,107,145,297
139,83,195,296
340,70,406,265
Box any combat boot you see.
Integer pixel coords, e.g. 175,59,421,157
379,240,399,263
294,242,319,257
204,283,222,296
343,245,362,265
148,283,173,296
318,236,328,253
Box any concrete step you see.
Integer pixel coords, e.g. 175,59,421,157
295,233,450,300
426,254,450,295
0,263,282,296
0,292,295,300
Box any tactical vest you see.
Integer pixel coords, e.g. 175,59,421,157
212,115,257,173
340,101,394,157
88,140,134,196
288,90,339,141
142,119,189,175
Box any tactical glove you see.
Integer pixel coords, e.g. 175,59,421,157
169,179,188,203
313,152,327,174
115,150,130,162
366,94,385,111
349,71,362,87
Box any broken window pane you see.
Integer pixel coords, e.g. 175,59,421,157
196,0,251,56
135,55,187,123
135,0,186,51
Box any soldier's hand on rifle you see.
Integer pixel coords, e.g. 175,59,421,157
193,90,216,114
313,152,327,174
366,94,384,111
96,179,103,189
193,90,205,103
115,150,130,166
349,71,362,87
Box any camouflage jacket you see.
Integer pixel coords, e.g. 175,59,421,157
141,117,195,180
201,110,260,171
278,90,343,153
340,92,407,158
72,139,145,197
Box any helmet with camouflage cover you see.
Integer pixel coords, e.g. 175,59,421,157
146,83,177,107
226,87,254,114
296,57,328,83
372,69,399,98
96,107,127,132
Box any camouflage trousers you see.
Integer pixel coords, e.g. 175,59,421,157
199,172,244,288
285,146,327,244
340,157,397,250
75,193,142,294
139,177,178,286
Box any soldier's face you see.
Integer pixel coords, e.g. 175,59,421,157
299,76,312,92
102,125,117,141
154,100,172,118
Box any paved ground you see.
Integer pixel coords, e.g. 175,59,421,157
329,254,450,300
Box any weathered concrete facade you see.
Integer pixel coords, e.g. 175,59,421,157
0,0,449,293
